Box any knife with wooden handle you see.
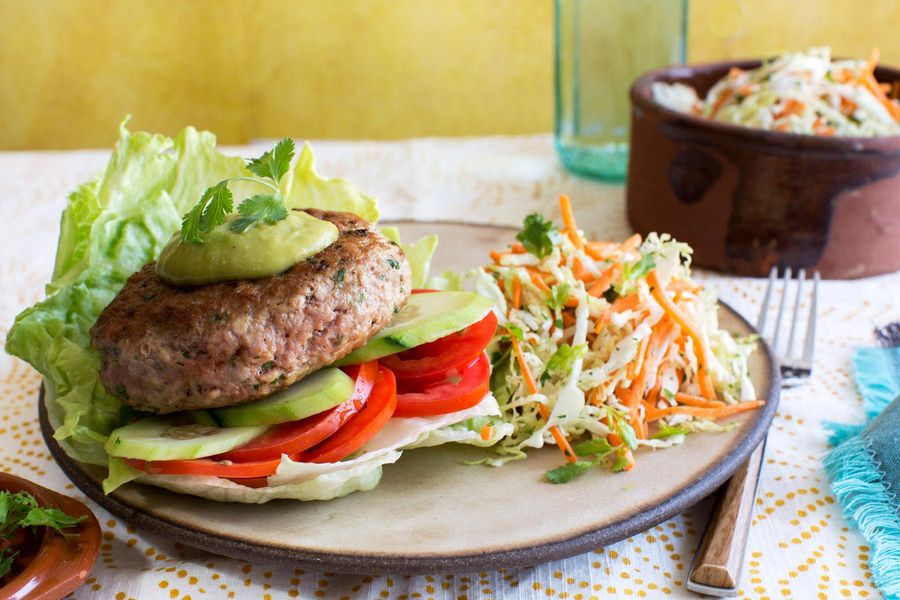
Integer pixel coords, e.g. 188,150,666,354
686,438,767,597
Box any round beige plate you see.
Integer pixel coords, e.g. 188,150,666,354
40,222,779,574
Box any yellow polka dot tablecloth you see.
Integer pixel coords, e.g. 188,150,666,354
1,135,897,600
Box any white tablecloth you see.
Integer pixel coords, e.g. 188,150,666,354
1,135,897,599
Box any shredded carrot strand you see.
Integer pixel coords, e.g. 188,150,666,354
512,277,522,310
647,270,717,400
674,392,726,409
645,400,764,422
480,425,494,441
559,195,583,250
510,335,576,463
584,241,617,260
510,242,526,254
490,250,503,264
620,233,642,253
593,293,641,333
587,264,622,297
530,272,551,292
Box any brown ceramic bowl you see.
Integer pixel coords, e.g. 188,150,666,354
627,59,900,279
0,471,100,600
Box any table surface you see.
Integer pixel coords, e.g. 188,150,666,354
1,134,896,600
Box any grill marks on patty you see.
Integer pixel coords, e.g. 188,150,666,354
90,210,412,414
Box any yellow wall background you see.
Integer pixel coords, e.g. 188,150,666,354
3,0,900,149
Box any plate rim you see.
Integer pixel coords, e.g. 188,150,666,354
39,299,780,574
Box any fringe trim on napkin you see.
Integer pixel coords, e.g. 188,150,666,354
825,347,900,445
824,436,900,600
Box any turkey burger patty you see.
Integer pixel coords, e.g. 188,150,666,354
90,209,412,414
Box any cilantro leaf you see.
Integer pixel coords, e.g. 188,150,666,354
230,194,289,233
617,253,656,294
516,213,557,259
605,407,638,449
506,324,524,341
574,437,615,457
545,460,595,484
652,422,689,440
612,449,633,472
0,490,85,578
19,507,85,535
547,283,571,312
180,181,233,243
246,138,295,184
0,551,16,579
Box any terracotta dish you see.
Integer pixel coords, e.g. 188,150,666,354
628,59,900,279
0,471,101,600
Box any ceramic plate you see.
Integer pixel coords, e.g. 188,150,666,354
39,222,779,574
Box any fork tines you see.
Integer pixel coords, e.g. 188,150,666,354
756,267,819,388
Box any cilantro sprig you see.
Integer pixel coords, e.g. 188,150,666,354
0,490,85,579
180,138,295,243
544,408,639,483
516,213,558,259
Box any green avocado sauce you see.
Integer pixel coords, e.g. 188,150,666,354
156,210,339,286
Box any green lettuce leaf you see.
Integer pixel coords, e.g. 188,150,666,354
284,143,379,223
380,226,439,289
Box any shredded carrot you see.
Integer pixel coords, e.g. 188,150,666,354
627,335,650,380
490,250,503,264
559,195,583,250
710,87,734,118
510,242,526,254
867,48,880,76
667,280,701,293
645,400,765,422
620,233,642,253
647,270,717,400
587,264,622,297
584,241,617,260
572,259,593,282
674,392,726,409
510,335,576,463
530,272,551,292
511,277,522,310
562,312,576,328
593,292,641,333
480,425,494,441
773,98,805,120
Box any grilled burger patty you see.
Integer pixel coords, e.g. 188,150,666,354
91,209,412,414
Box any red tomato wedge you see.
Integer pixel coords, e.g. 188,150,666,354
215,361,379,462
125,456,284,479
301,366,398,464
393,352,490,418
381,311,498,388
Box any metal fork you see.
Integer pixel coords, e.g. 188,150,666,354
686,267,819,597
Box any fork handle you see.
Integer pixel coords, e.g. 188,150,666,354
689,437,767,591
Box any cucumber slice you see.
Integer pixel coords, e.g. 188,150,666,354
213,367,354,427
335,291,494,365
105,418,267,461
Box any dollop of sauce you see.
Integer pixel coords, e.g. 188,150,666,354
156,211,339,286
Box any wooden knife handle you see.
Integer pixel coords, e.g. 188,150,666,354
689,438,767,591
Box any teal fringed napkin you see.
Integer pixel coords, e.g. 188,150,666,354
825,325,900,600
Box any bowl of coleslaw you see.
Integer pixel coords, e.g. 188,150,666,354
627,48,900,279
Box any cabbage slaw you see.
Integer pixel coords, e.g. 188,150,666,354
441,197,762,480
652,47,900,137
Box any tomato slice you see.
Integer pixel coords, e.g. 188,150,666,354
381,311,498,387
392,352,490,418
125,456,284,479
301,366,398,463
215,361,379,462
